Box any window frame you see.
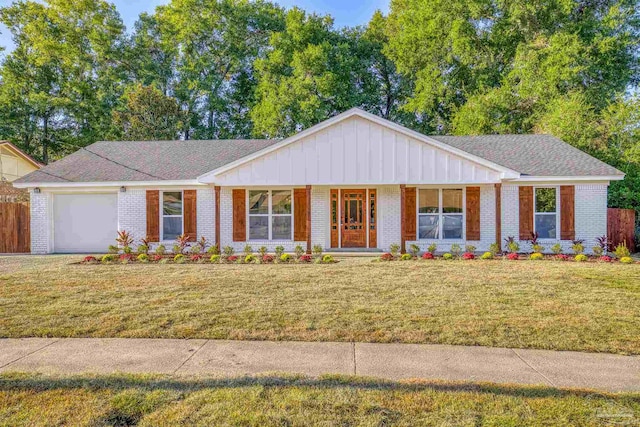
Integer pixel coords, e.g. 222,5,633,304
533,186,560,240
160,190,184,242
247,189,294,241
417,187,465,240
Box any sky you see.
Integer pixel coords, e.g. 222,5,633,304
0,0,390,53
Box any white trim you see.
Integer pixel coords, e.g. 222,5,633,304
511,175,624,182
13,179,204,189
533,186,560,240
160,190,184,242
197,108,521,182
416,187,466,241
246,189,294,241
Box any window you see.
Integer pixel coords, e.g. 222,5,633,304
248,190,292,240
162,191,182,241
418,188,463,239
534,187,558,239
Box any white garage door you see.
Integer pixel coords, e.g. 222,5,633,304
53,193,118,253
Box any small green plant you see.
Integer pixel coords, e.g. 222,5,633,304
465,245,476,253
408,244,420,257
173,254,185,263
504,236,519,254
401,253,413,261
450,244,462,258
571,239,585,255
322,254,334,263
614,243,631,259
172,244,182,254
189,244,202,255
245,254,256,264
592,246,603,256
108,244,119,254
159,258,168,264
101,254,115,264
551,243,562,255
389,243,400,257
294,245,305,258
222,246,235,258
275,246,285,258
489,243,500,256
258,246,268,257
442,253,453,260
481,252,493,260
530,253,543,261
532,244,544,254
280,253,291,263
243,244,253,257
620,256,634,264
574,254,588,262
123,246,133,254
312,244,323,258
137,253,149,263
207,245,220,256
137,244,149,255
209,254,220,263
155,244,166,256
427,243,437,254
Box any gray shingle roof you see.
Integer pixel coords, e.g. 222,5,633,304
15,139,280,183
16,133,622,184
429,134,623,177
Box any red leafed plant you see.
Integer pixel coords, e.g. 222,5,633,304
262,255,274,263
599,255,613,262
151,255,163,262
506,253,519,261
116,230,134,248
462,252,475,260
556,254,570,261
119,253,133,261
82,256,97,263
380,253,394,261
227,255,238,262
422,252,434,260
190,254,203,262
299,254,312,263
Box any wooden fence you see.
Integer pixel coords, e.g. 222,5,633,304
607,208,636,251
0,202,30,253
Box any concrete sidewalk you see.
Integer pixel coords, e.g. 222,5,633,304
1,338,638,392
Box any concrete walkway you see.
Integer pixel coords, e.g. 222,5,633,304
1,338,638,392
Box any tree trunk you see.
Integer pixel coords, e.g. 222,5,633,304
42,115,49,164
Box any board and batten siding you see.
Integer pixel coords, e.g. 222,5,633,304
213,116,503,186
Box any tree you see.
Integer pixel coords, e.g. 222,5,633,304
112,84,185,140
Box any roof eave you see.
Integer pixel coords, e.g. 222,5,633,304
12,179,205,189
508,174,625,182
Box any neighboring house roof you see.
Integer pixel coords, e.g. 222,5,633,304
14,139,279,184
14,109,623,186
430,134,624,177
0,141,45,169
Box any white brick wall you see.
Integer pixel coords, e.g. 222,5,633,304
29,190,51,254
378,185,401,251
196,187,215,246
311,186,330,249
117,189,146,244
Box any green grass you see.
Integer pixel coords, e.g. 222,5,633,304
0,373,638,426
1,255,640,354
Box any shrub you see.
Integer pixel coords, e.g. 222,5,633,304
422,252,434,260
571,239,585,255
427,243,437,254
551,243,563,255
155,244,166,256
151,255,162,262
108,244,119,254
507,253,519,261
599,255,613,262
209,254,221,263
480,252,493,260
258,246,268,257
172,245,181,255
137,244,149,255
450,244,462,257
299,254,312,263
531,244,544,254
227,255,238,263
312,245,323,258
442,253,453,260
137,254,149,263
504,236,519,253
101,254,115,264
119,253,133,262
207,245,220,256
389,243,400,257
592,246,603,257
556,254,570,261
614,243,631,259
408,244,420,257
173,254,185,263
322,254,334,263
465,245,476,253
489,243,500,256
244,254,255,264
275,246,285,258
116,230,134,249
82,256,97,263
159,258,168,264
380,253,394,261
123,246,133,254
620,256,634,264
462,252,475,260
574,254,588,262
243,244,253,257
400,253,413,261
189,244,202,255
262,255,274,263
596,235,610,254
222,246,235,258
174,234,190,254
190,254,203,262
294,245,305,259
529,253,543,261
280,253,292,263
196,236,209,253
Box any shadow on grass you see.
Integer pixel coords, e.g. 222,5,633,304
1,372,637,401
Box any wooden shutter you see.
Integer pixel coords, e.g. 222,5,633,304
293,188,307,241
404,187,417,241
560,185,575,240
232,189,246,241
183,190,197,242
519,186,533,240
466,186,481,241
146,190,159,242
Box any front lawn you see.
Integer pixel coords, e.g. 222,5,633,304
1,256,639,354
1,374,638,426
